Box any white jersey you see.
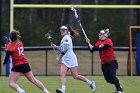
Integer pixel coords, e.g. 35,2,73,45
60,35,78,67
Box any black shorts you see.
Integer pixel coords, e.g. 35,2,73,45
11,63,31,73
101,60,118,72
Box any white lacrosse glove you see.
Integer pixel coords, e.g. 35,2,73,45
88,43,93,50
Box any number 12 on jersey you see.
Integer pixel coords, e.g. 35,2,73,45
18,47,24,56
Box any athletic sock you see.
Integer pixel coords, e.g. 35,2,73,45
61,85,66,91
43,88,50,93
86,79,92,85
16,87,25,93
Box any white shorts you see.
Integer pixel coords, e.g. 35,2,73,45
61,52,78,68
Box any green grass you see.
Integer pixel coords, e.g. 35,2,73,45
0,76,140,93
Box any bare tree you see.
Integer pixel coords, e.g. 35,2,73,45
129,0,136,25
93,0,98,22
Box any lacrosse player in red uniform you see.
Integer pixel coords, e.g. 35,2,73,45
86,29,123,93
3,30,50,93
52,25,96,93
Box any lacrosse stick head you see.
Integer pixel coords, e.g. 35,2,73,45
2,36,9,44
45,30,52,41
71,6,79,20
71,6,75,11
2,35,10,48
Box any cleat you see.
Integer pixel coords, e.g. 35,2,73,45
114,88,123,93
89,81,96,92
56,89,65,93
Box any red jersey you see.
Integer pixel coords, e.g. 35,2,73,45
6,41,28,67
95,38,116,64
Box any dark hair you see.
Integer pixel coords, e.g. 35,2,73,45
66,24,79,38
10,29,20,41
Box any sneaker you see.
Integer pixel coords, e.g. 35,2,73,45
89,81,96,92
56,89,65,93
114,87,123,93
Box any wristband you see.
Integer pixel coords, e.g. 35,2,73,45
61,52,65,55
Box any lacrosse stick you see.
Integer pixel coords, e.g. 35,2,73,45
71,6,91,46
2,36,10,48
2,35,12,70
45,31,60,63
71,6,89,44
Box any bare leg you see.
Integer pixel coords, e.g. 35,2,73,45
60,64,68,87
70,66,96,91
56,64,68,93
70,66,87,82
24,71,50,93
9,71,25,92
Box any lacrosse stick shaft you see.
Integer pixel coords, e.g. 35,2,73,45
78,21,90,45
78,21,88,39
45,31,60,64
52,47,61,64
52,46,58,58
50,42,58,58
50,42,61,64
71,6,90,45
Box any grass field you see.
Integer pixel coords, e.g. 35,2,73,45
0,50,138,93
0,76,140,93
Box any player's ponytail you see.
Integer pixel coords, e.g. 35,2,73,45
66,24,79,38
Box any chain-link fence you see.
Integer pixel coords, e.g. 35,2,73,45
1,47,132,76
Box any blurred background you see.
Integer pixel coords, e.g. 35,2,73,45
0,0,140,76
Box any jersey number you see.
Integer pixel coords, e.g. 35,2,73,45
18,47,24,56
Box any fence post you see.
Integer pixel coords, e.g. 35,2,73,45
45,50,48,76
91,53,94,76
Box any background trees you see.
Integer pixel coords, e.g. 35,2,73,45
1,0,139,46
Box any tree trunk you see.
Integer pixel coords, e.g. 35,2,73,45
129,0,136,25
93,0,98,22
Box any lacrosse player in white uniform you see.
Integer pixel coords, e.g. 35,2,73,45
51,24,96,93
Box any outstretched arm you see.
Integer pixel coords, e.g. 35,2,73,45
92,44,110,51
